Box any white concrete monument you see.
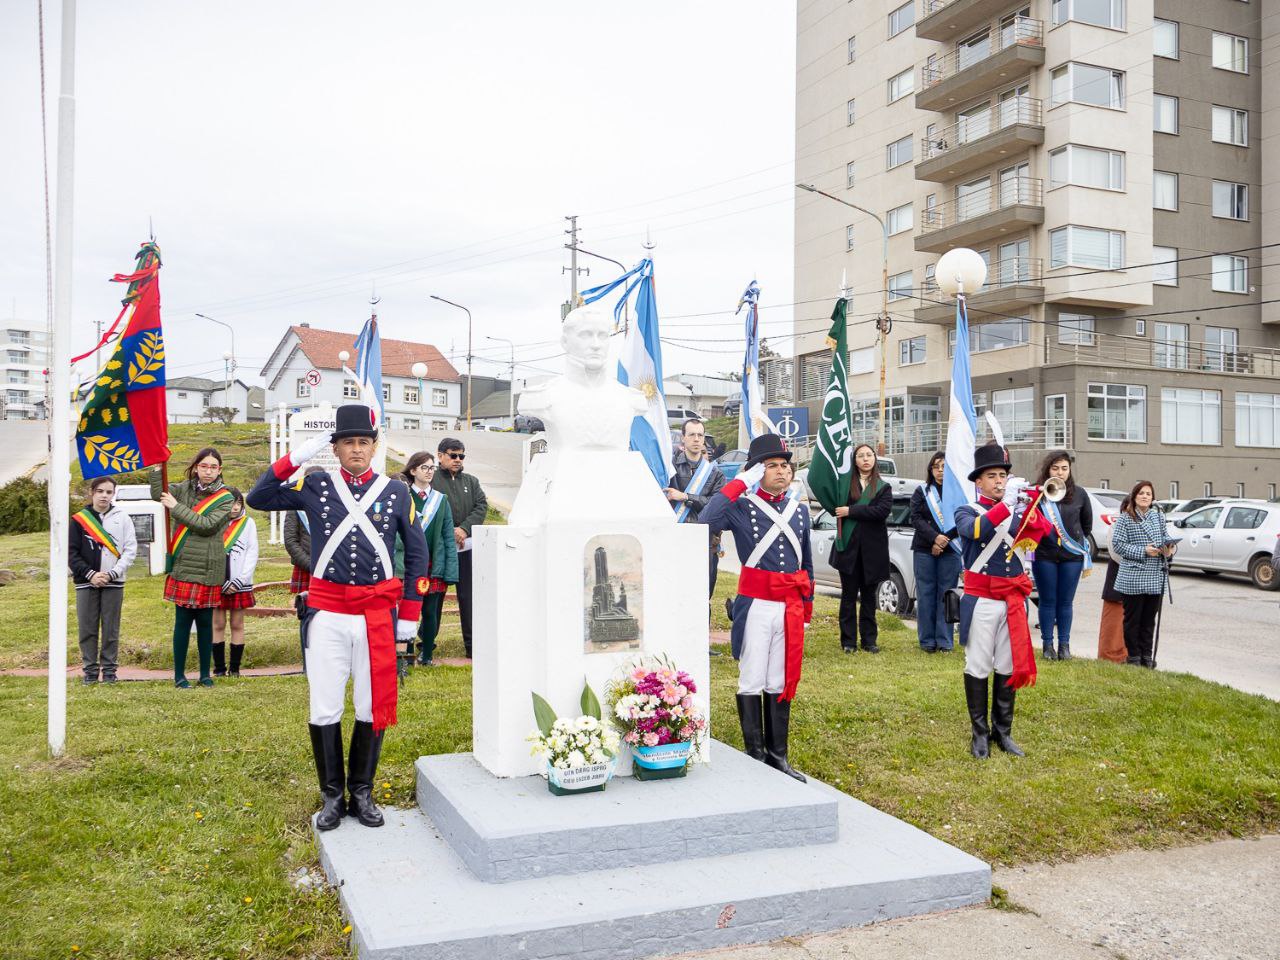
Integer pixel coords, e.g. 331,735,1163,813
472,303,711,777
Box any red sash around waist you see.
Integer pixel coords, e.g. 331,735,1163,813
964,571,1037,689
308,577,403,731
738,566,812,702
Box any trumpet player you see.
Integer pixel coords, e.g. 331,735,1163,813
1030,452,1093,661
955,441,1053,759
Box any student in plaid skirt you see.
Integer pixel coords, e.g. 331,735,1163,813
213,489,259,677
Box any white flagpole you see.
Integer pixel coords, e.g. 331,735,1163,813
47,0,78,756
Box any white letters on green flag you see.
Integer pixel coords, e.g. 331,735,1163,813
807,299,855,549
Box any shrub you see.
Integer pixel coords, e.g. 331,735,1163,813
0,477,51,534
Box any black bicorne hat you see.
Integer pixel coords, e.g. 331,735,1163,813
331,404,379,441
968,441,1012,481
745,433,792,469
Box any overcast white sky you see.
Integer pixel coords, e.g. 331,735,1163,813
1,1,800,390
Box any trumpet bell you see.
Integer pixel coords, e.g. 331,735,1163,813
1043,477,1068,502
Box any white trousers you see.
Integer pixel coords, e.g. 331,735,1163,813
738,598,786,695
963,597,1013,679
306,610,372,724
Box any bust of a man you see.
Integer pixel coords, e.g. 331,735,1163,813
518,303,647,452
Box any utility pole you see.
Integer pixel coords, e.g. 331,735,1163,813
562,215,589,306
431,295,473,427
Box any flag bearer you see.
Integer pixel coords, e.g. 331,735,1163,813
248,404,428,830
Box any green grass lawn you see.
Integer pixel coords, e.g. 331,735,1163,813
2,568,1278,958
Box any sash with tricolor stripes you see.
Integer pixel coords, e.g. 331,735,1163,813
674,457,715,523
412,487,445,531
222,514,248,553
72,509,119,558
167,488,234,572
1042,497,1093,571
925,485,962,555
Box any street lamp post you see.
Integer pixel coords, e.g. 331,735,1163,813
196,313,236,416
430,295,472,428
796,183,891,456
575,246,630,332
411,361,428,431
485,335,515,426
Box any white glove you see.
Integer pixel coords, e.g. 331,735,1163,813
738,462,766,489
1003,476,1027,509
290,433,331,468
395,619,418,642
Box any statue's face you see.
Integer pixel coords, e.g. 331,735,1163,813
562,309,611,372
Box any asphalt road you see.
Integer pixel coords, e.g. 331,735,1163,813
0,420,48,485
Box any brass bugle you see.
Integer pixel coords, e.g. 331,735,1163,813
1043,476,1067,502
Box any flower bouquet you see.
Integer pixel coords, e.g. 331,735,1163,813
526,683,620,796
605,657,707,781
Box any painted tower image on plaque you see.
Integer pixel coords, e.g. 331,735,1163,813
584,535,641,652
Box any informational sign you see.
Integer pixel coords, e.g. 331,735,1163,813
304,369,322,387
287,402,386,476
767,406,810,441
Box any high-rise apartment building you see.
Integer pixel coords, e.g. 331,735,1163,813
794,0,1279,496
2,318,49,421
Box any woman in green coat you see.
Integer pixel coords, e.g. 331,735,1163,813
396,452,459,666
151,447,234,687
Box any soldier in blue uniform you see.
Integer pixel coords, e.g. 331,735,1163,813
248,404,428,829
701,434,814,782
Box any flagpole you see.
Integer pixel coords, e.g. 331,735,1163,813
47,0,78,757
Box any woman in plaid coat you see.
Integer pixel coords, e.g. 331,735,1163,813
1110,480,1175,668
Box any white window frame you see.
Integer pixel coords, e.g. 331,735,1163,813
1153,94,1179,134
1050,62,1125,110
1152,171,1178,210
886,134,913,168
947,318,1030,356
846,224,856,250
1154,321,1189,369
1087,382,1146,442
1049,225,1125,270
887,270,913,301
1048,144,1125,191
888,1,914,38
1211,106,1248,146
1211,255,1247,293
296,378,311,399
1153,18,1179,58
403,417,420,431
343,378,360,399
403,384,419,404
1212,33,1248,73
431,387,448,407
1152,246,1178,286
899,335,927,366
431,419,448,431
381,383,390,402
887,68,914,104
1236,393,1280,448
846,161,856,187
1161,388,1221,446
1058,313,1096,345
846,99,856,126
886,203,913,235
1212,180,1248,221
847,36,857,63
1051,0,1125,29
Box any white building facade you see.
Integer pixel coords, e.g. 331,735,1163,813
165,377,254,423
2,318,49,421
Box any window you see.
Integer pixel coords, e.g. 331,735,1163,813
403,385,419,404
888,2,914,37
1169,481,1179,500
1058,313,1096,345
993,387,1035,442
888,271,913,301
847,36,857,63
403,417,420,431
948,318,1030,355
846,99,856,126
886,203,913,235
381,383,390,402
1052,0,1125,29
1162,388,1220,445
1051,63,1124,109
1271,484,1278,500
849,347,875,375
1185,505,1220,528
432,419,448,431
1236,483,1247,499
1048,144,1125,190
1212,181,1248,220
176,391,188,399
1153,94,1178,133
899,336,927,365
343,378,359,399
846,224,856,250
846,161,856,187
1212,254,1247,293
1205,327,1239,372
886,134,913,168
957,30,991,71
1152,246,1178,286
5,351,23,363
432,388,448,407
296,378,311,398
1154,19,1179,58
1225,506,1266,529
1236,393,1280,447
1153,171,1178,210
1211,106,1247,145
1087,382,1146,441
887,68,914,104
1154,322,1189,369
1050,225,1125,270
1212,33,1248,73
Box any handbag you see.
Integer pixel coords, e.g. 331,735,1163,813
944,587,963,624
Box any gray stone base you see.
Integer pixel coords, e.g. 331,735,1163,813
316,746,990,960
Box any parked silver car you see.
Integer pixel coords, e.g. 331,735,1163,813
1168,500,1280,590
1083,486,1126,558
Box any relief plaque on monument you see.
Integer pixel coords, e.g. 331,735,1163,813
583,535,641,652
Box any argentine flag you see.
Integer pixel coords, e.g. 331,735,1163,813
941,294,977,528
351,316,384,429
580,259,674,486
738,279,778,444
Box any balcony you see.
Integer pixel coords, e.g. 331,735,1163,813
916,0,1029,43
914,257,1044,324
1045,337,1280,378
915,177,1044,253
915,18,1044,112
849,417,1072,455
915,98,1043,182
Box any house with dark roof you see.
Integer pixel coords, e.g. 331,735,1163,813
166,376,260,423
260,324,462,432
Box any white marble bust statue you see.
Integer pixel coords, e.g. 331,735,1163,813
518,303,647,452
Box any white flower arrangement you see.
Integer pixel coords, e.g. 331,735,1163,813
526,682,620,774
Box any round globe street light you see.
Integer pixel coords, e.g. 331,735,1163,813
411,362,428,429
935,248,988,298
411,361,428,380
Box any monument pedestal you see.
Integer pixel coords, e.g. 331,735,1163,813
315,743,990,960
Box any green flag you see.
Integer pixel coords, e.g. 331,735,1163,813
807,298,855,548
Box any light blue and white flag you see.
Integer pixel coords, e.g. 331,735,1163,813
580,259,674,486
737,279,778,448
349,315,384,429
942,294,977,529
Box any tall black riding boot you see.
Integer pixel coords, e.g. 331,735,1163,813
761,695,806,782
963,673,990,759
228,643,245,677
990,673,1025,756
212,642,227,677
347,720,386,827
308,723,346,831
735,693,766,761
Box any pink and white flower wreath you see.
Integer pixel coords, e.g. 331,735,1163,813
604,656,707,751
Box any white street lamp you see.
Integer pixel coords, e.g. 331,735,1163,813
935,248,988,299
411,361,428,429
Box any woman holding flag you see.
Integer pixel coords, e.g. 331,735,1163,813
151,447,235,688
69,477,138,683
212,489,259,677
1029,451,1092,661
909,452,961,653
830,443,892,654
398,452,458,666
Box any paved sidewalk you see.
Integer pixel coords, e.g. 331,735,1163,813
673,835,1280,960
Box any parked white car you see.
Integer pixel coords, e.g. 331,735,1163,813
1083,487,1127,558
1159,496,1231,525
806,495,918,615
1168,500,1280,590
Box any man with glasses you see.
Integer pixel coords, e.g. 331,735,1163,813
431,438,488,658
666,418,728,598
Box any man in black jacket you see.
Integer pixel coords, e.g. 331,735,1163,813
431,437,488,658
666,419,728,597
